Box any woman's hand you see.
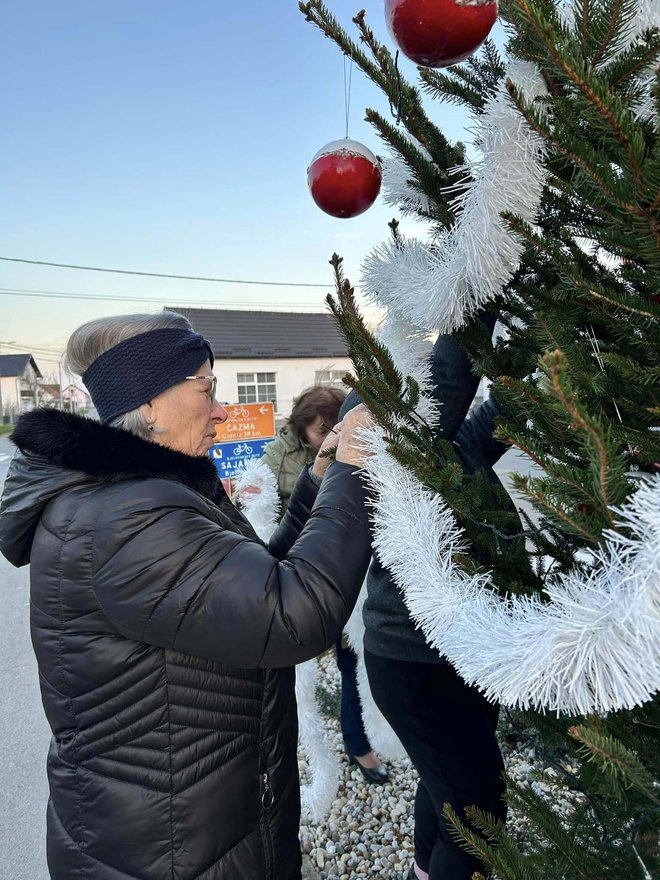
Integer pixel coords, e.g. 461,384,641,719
335,404,374,468
311,422,342,478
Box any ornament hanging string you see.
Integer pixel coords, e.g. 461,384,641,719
343,49,354,139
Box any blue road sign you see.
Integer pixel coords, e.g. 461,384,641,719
209,438,274,479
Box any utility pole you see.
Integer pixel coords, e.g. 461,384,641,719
58,359,64,411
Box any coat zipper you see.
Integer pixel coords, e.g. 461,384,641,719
259,672,275,877
261,772,274,811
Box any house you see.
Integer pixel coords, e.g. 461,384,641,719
0,354,43,422
39,383,62,407
38,382,92,414
169,307,354,420
62,384,92,412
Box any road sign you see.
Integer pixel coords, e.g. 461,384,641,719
209,438,274,480
214,402,276,443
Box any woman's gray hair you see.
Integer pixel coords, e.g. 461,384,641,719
66,311,192,439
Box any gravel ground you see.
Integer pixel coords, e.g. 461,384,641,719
299,654,582,880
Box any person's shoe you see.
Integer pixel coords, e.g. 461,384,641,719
348,754,389,784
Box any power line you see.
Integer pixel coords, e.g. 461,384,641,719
0,340,65,357
0,287,329,310
0,339,64,353
0,256,334,288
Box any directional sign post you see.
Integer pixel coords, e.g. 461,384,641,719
213,402,276,443
210,438,274,480
209,402,276,483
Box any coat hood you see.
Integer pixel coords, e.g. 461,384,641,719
0,408,223,567
278,425,306,453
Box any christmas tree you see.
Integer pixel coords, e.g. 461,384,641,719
299,0,660,877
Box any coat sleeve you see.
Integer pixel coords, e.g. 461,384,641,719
267,465,320,560
429,311,496,441
89,461,371,668
453,394,509,471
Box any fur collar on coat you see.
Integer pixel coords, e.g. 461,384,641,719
11,407,222,501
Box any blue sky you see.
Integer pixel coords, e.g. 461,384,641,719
1,0,477,371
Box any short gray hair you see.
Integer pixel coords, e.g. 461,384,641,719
66,311,192,438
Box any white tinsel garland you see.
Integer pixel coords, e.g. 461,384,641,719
381,136,437,216
361,60,549,333
294,655,341,822
361,428,660,714
233,458,281,541
609,0,660,123
344,585,407,761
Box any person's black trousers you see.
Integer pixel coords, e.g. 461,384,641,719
365,651,506,879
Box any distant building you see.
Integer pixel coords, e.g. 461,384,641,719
62,384,92,412
39,383,62,407
169,307,354,419
0,354,43,422
38,382,92,414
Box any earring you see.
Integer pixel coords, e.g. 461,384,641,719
147,424,155,432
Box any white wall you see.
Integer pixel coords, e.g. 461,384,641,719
0,376,20,413
1,365,43,417
214,356,354,420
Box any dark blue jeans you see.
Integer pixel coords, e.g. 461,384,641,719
335,638,371,757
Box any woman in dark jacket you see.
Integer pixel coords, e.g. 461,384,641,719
340,316,518,880
0,310,374,880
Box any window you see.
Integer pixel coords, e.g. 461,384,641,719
237,372,277,409
315,369,349,386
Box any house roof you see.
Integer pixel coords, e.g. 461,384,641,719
167,307,349,360
0,354,43,379
40,383,61,398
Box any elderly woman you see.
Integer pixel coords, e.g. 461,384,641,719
0,311,374,880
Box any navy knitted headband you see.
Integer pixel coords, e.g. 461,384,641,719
82,328,214,424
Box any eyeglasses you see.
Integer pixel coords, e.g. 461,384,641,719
184,374,218,400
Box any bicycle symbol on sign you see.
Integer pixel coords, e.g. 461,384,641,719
229,406,250,419
233,443,254,456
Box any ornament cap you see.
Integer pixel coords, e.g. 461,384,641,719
309,138,380,169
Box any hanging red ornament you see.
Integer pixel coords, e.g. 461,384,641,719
386,0,498,68
307,139,382,219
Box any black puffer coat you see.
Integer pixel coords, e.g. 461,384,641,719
0,409,372,880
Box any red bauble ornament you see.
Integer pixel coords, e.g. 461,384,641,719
307,139,382,219
386,0,498,68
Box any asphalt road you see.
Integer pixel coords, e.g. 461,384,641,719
0,436,50,880
0,433,540,879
